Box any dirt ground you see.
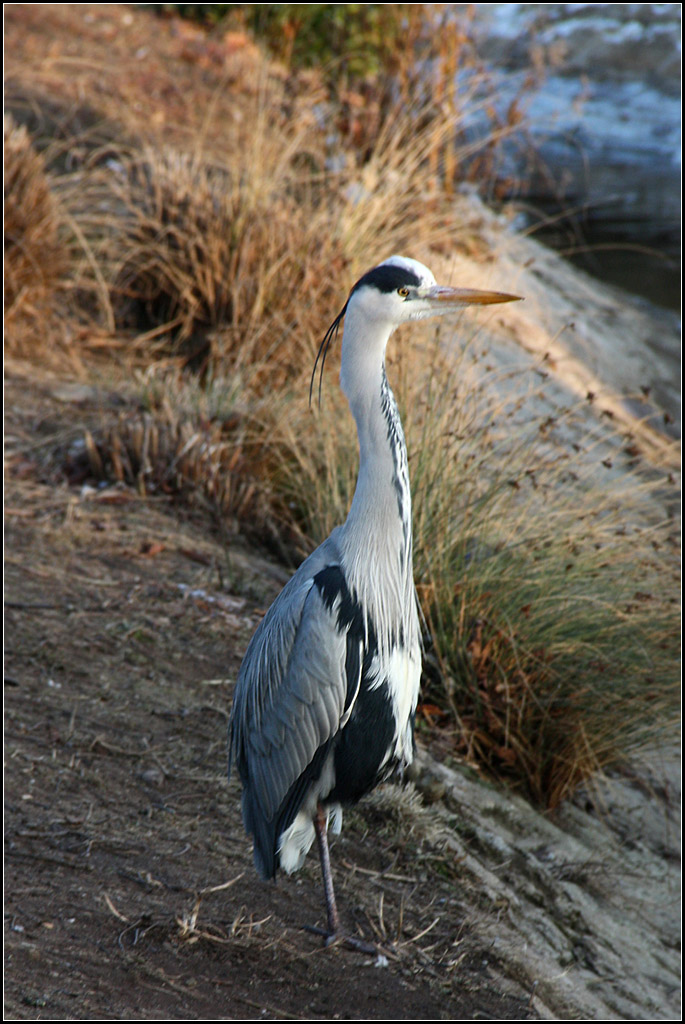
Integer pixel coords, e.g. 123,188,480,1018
5,365,537,1020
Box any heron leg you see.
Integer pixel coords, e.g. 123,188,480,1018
307,803,379,955
314,802,340,936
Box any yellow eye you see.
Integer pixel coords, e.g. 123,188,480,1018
397,287,409,298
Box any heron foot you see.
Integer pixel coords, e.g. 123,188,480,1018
303,923,381,956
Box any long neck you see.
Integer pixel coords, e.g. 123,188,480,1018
339,318,419,657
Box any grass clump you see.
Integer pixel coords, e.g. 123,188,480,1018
416,473,678,808
411,347,679,806
70,88,346,383
4,115,69,350
112,150,237,358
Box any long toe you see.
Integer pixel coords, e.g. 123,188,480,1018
303,923,384,956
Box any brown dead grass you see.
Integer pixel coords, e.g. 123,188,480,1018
89,141,343,382
4,115,69,350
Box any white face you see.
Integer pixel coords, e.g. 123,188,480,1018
347,255,440,328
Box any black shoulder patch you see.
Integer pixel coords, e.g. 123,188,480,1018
314,565,361,633
351,263,421,296
315,557,378,651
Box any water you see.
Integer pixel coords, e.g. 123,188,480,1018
460,3,681,314
530,216,681,313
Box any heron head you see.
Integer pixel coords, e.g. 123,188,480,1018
349,255,521,326
310,255,521,405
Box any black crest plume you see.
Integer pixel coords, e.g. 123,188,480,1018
309,300,348,408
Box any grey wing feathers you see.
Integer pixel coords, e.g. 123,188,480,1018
228,533,350,831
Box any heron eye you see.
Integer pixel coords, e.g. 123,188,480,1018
397,287,409,298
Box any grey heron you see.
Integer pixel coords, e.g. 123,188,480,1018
228,255,519,949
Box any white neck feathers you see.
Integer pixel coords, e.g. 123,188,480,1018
338,307,420,660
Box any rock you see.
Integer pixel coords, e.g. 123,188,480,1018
436,196,681,444
415,742,680,1020
458,4,681,307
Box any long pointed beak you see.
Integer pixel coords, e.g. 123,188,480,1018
421,284,522,307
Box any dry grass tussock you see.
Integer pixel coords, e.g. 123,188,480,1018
444,325,677,771
8,8,680,808
64,61,488,385
4,115,70,350
74,140,340,383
